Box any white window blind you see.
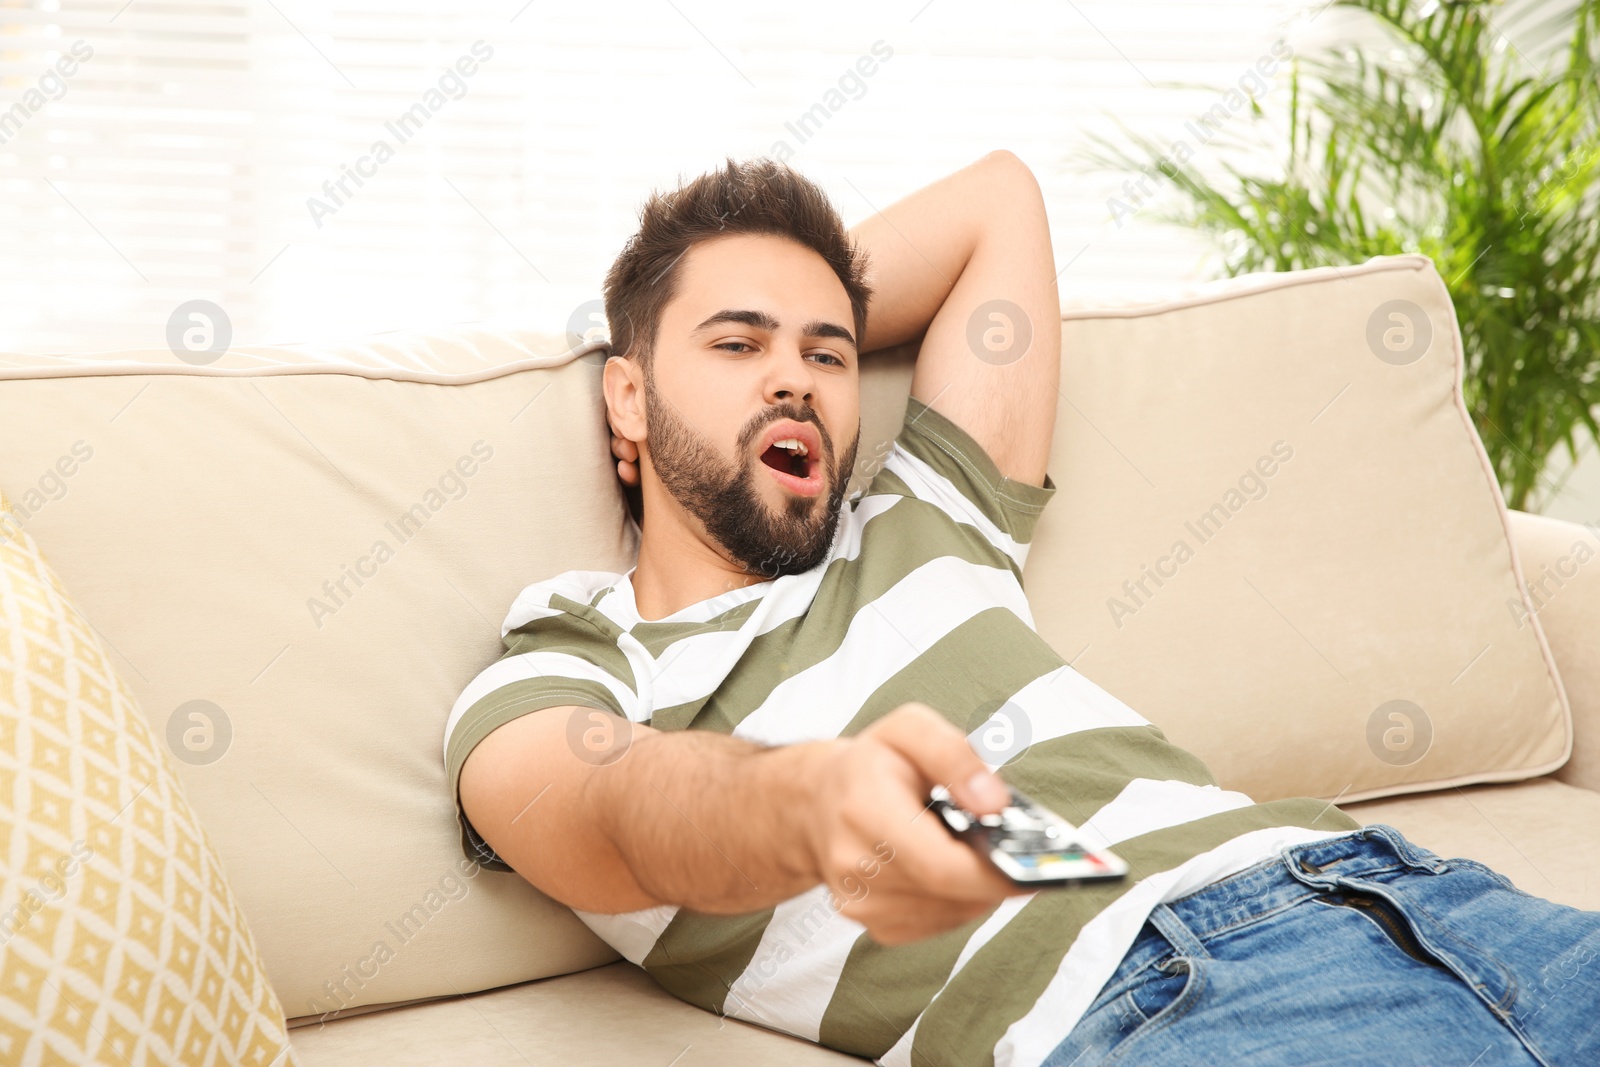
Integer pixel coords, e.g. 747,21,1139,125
1,0,1303,356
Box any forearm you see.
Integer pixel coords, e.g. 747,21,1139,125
847,160,988,352
585,727,837,914
851,150,1061,486
847,150,1018,353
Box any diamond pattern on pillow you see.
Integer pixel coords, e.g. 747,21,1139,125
0,491,300,1067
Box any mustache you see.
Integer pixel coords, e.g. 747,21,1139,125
741,404,832,462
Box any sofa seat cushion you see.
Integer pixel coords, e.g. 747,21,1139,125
1341,776,1600,911
289,961,865,1065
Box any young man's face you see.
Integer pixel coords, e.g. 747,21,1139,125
638,232,862,578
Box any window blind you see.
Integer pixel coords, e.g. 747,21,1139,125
1,0,1302,356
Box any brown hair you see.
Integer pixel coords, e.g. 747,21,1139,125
602,156,873,375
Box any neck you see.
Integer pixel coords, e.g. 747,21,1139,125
629,490,770,623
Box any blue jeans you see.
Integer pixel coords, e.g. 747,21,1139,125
1045,824,1600,1066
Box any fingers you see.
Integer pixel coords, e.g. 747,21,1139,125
878,807,1020,903
822,823,1019,942
868,702,1010,814
832,861,1032,944
818,741,1018,923
610,433,641,487
812,704,1031,945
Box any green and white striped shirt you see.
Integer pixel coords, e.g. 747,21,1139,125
444,395,1360,1067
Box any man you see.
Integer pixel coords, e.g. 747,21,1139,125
445,153,1600,1066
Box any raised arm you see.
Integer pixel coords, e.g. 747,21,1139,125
457,702,1024,944
848,150,1062,488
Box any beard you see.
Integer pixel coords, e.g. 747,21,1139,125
643,372,860,579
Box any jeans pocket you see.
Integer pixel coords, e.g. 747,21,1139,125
1046,956,1202,1067
1101,956,1202,1063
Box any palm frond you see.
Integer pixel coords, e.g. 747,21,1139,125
1087,0,1600,510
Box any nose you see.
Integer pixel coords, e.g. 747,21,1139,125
763,345,816,407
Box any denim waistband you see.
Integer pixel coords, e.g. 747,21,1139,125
1112,823,1449,975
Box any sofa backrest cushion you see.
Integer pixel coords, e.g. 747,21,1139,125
0,332,634,1021
856,254,1570,805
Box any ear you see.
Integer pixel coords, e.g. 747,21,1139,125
602,355,647,445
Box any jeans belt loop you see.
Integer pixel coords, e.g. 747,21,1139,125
1146,902,1209,961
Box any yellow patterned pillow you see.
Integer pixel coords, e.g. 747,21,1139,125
0,491,300,1066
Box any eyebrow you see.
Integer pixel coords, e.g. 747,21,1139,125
691,308,857,350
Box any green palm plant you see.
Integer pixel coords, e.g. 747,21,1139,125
1086,0,1600,511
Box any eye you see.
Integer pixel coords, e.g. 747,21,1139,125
808,351,845,367
715,341,754,353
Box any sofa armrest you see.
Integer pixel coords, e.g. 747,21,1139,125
1507,509,1600,793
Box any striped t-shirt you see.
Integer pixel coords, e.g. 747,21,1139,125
443,395,1361,1067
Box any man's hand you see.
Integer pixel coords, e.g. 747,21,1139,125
801,702,1030,945
610,417,640,488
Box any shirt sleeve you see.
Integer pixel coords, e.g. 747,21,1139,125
869,394,1058,571
443,578,640,872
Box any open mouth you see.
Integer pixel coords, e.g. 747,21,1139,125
754,420,825,498
759,437,813,481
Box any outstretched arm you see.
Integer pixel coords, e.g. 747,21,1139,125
459,703,1024,944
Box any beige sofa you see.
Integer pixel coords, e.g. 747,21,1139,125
3,253,1597,1065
